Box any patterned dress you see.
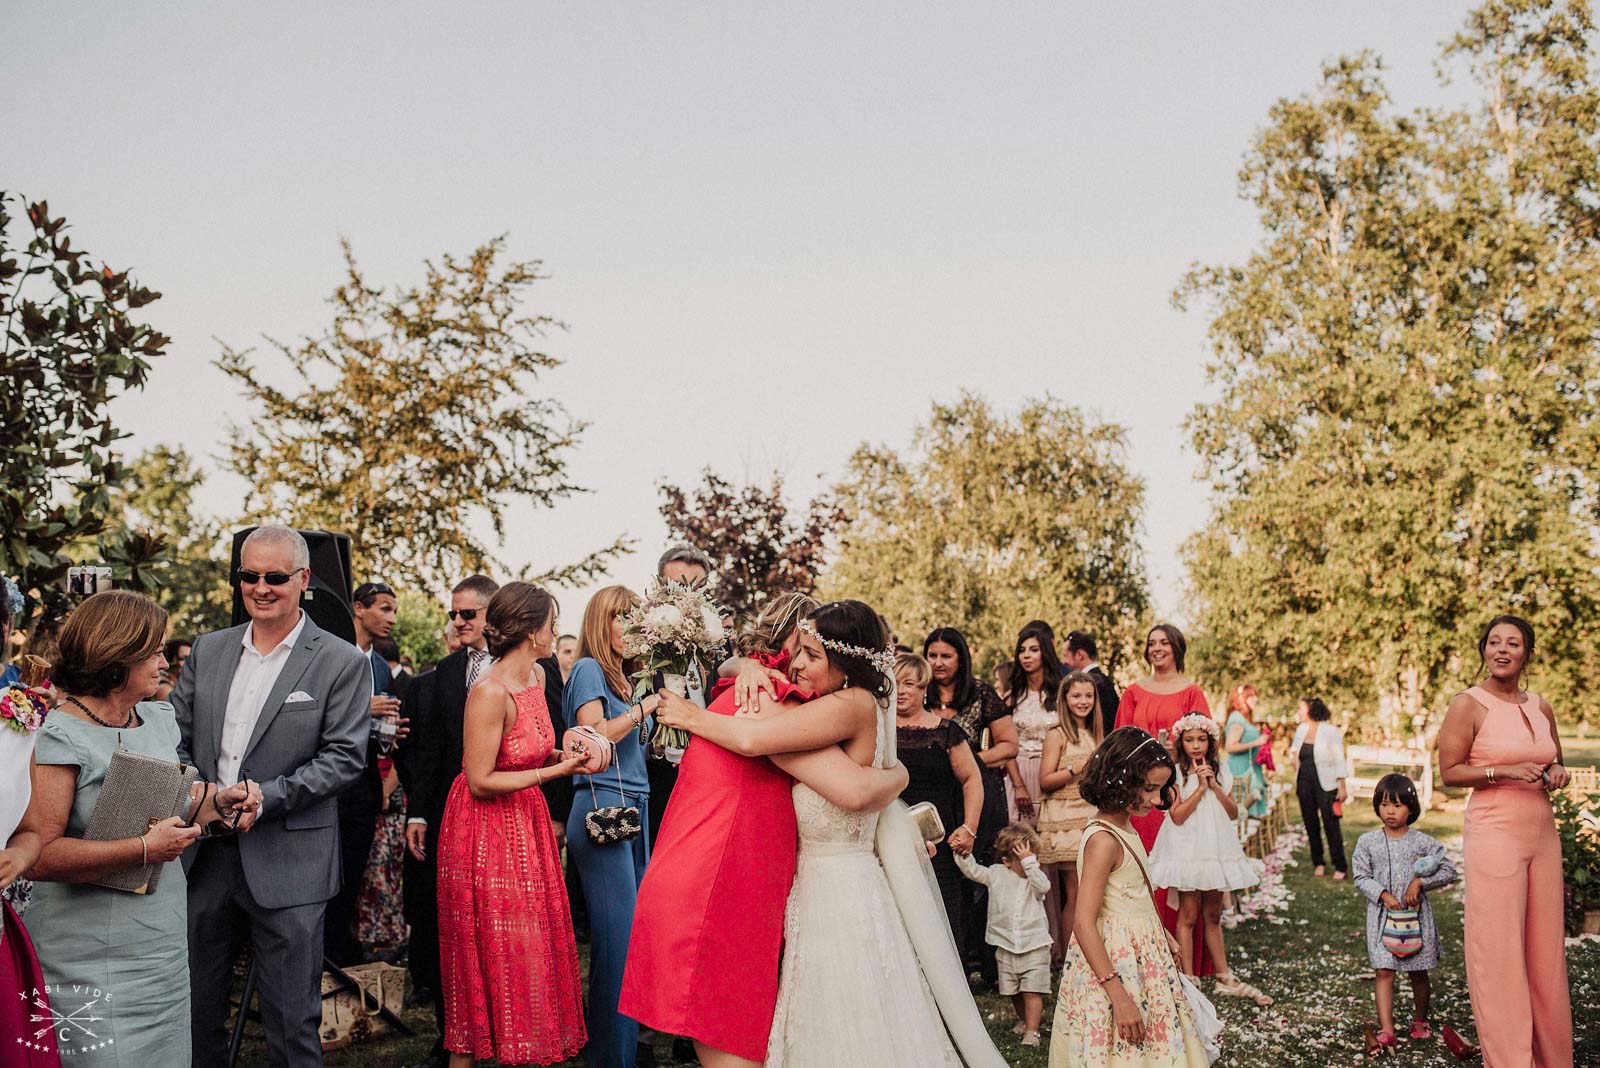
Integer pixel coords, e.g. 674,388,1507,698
1049,822,1209,1068
1037,726,1100,865
1350,828,1456,971
437,685,584,1065
355,757,408,950
1008,690,1058,825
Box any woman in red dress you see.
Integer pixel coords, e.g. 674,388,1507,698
621,593,909,1068
1115,622,1215,976
437,583,589,1068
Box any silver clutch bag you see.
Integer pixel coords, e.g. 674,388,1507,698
905,801,947,844
84,746,198,894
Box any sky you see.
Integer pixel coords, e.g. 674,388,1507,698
8,2,1474,632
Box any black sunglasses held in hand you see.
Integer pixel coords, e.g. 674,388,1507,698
234,568,306,586
448,608,480,621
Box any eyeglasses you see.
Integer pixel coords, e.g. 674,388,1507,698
234,568,307,587
447,608,480,621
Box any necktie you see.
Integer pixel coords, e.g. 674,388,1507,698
466,649,489,692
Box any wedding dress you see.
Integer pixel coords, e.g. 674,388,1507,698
766,687,1006,1068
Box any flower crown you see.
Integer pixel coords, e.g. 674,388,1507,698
1172,712,1220,740
797,618,896,677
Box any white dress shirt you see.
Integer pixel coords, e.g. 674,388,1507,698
217,612,308,786
954,851,1053,954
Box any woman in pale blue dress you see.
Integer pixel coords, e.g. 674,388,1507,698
1222,684,1269,818
24,592,254,1066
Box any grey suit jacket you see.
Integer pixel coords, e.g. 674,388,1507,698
172,614,372,909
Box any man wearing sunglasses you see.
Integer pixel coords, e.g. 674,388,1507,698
174,525,372,1067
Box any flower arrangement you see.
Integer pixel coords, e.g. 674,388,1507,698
620,580,727,761
0,685,49,735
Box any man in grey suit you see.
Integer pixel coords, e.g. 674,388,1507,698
173,525,372,1067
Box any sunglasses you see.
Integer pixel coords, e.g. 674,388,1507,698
234,568,307,587
448,608,480,621
354,581,395,603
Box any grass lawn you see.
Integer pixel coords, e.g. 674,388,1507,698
239,803,1599,1066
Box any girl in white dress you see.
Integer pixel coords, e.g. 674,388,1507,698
1148,713,1271,1006
655,600,1005,1068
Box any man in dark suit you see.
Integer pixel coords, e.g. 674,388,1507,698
397,575,572,1068
324,579,404,966
1063,629,1120,736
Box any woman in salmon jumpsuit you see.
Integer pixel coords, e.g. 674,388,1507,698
1439,614,1573,1067
1115,622,1214,977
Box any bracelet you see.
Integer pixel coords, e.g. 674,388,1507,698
139,834,149,866
961,824,977,838
1096,970,1120,986
1485,766,1496,784
535,768,544,786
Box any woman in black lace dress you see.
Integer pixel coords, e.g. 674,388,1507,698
894,652,984,951
923,627,1017,986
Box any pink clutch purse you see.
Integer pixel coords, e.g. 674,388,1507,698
563,726,614,774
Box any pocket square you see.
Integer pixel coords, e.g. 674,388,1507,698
286,690,316,703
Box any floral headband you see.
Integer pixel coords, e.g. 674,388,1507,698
1171,712,1220,740
797,618,896,677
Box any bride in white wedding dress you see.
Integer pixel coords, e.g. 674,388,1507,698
655,600,1006,1068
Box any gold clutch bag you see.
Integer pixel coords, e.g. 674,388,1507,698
84,746,198,894
904,801,947,843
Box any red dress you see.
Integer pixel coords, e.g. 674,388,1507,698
437,685,585,1065
1116,681,1215,977
620,653,805,1062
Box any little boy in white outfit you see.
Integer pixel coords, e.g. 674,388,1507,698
955,821,1052,1045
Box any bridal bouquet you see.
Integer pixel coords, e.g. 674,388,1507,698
621,581,727,763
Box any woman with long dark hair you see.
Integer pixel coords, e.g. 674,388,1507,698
1288,697,1348,878
1438,615,1572,1067
1005,622,1062,825
924,626,1017,985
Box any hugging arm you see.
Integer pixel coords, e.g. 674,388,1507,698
772,747,908,812
656,687,874,758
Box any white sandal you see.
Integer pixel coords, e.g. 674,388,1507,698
1215,972,1274,1006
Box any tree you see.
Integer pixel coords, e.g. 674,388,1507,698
391,589,447,669
1178,0,1600,734
826,393,1149,672
0,193,171,618
99,446,233,637
217,237,631,596
658,470,845,623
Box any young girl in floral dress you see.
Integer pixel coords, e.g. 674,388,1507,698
1049,727,1209,1068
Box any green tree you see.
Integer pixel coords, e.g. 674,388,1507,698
826,393,1149,672
0,193,171,618
391,589,447,669
1179,0,1600,735
99,445,233,637
659,470,845,624
217,237,631,597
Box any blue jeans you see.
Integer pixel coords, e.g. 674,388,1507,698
567,787,650,1068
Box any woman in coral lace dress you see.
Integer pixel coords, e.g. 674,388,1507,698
1114,623,1213,977
622,593,909,1068
437,583,588,1068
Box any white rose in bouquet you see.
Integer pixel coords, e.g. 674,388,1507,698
700,605,726,643
645,604,684,632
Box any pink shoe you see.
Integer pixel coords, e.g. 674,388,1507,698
1376,1029,1398,1049
1410,1020,1433,1040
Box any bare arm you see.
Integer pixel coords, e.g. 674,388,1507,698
1038,731,1072,792
1223,719,1262,754
1542,696,1566,766
772,747,908,813
982,714,1019,767
575,694,657,744
1167,776,1205,825
655,687,874,758
1213,776,1240,820
949,740,984,834
1437,694,1484,788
